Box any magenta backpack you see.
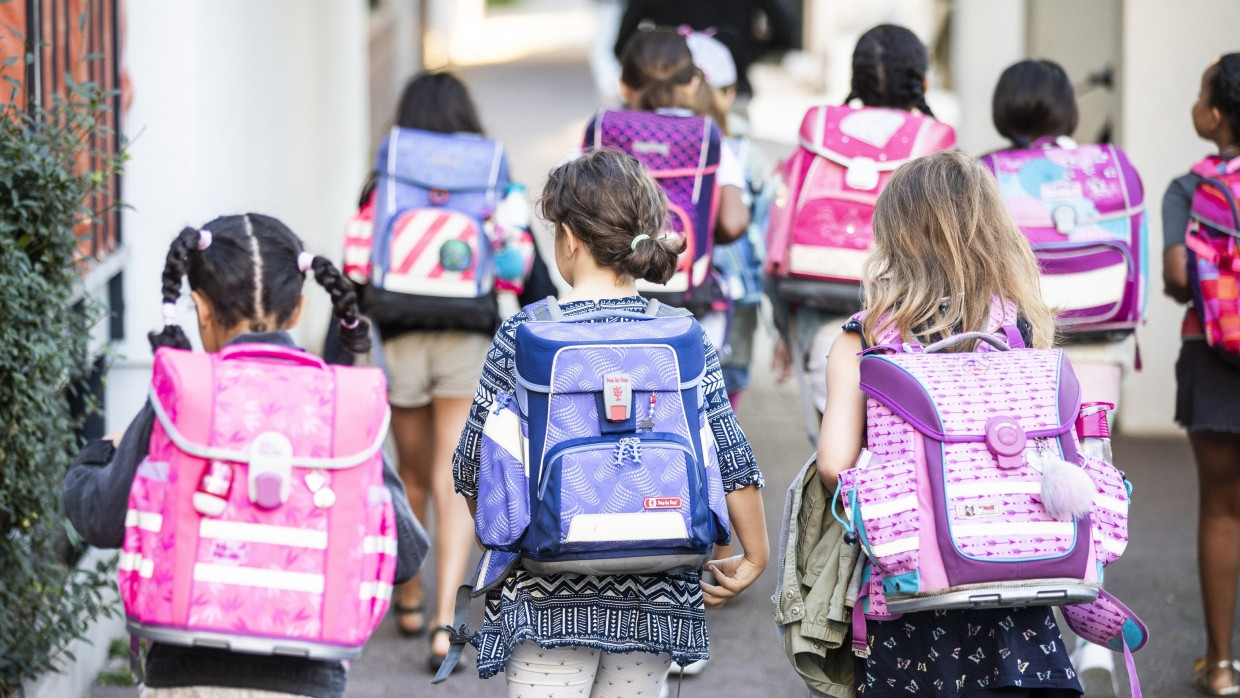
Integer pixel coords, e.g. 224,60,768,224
981,138,1147,339
765,105,956,313
1185,155,1240,357
585,109,722,309
835,302,1146,692
120,345,396,659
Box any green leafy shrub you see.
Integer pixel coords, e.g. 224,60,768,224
0,46,124,697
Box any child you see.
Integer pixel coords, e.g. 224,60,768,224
357,71,510,668
1162,52,1240,697
768,23,954,426
451,149,769,694
62,214,428,698
816,151,1081,697
686,29,773,410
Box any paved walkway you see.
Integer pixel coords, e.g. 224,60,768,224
93,27,1207,698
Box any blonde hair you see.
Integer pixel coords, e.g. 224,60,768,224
861,150,1055,349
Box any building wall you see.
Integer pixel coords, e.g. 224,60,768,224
107,0,369,429
1117,0,1240,433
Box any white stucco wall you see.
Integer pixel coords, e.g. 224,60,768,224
107,0,368,429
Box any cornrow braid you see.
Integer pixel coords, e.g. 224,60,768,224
309,256,372,354
847,24,932,115
147,227,200,351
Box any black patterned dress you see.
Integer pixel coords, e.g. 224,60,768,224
452,296,764,678
858,606,1082,697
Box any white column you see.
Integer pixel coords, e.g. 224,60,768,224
1116,0,1240,433
949,0,1027,155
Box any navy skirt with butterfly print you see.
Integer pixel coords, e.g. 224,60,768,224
857,606,1082,697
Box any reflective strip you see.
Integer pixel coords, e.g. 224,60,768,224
868,536,920,558
199,519,328,550
565,512,688,543
1096,494,1127,513
1039,263,1127,312
953,521,1076,538
193,564,325,593
362,536,398,556
787,245,869,282
1100,536,1127,556
124,510,164,532
483,405,524,470
382,275,481,297
359,581,394,601
118,551,154,578
948,481,1042,498
858,495,918,519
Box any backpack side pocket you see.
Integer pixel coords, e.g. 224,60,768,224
477,394,529,549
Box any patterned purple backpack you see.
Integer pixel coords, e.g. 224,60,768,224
584,110,722,309
981,138,1147,339
835,301,1146,692
474,297,731,577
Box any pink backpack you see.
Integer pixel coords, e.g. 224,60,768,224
120,345,396,659
836,302,1146,691
980,138,1147,339
765,105,956,312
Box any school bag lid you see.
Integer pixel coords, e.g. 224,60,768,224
513,308,706,393
859,333,1081,443
982,138,1144,232
1189,155,1240,234
797,104,955,176
149,344,390,470
587,108,721,177
375,126,508,193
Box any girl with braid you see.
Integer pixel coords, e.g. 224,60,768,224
769,24,956,424
63,214,428,698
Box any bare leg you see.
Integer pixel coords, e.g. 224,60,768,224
428,395,478,659
1191,429,1240,692
390,405,433,633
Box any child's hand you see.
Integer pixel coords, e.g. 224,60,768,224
104,427,127,446
771,337,793,384
700,553,764,608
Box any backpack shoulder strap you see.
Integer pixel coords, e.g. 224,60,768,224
644,298,693,318
521,296,563,322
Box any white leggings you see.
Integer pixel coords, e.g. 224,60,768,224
505,641,671,698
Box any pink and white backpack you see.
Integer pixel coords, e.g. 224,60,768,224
835,301,1145,688
120,345,396,659
765,105,956,312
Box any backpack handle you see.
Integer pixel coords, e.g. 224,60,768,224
218,344,328,370
923,332,1012,353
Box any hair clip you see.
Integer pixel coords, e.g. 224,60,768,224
161,302,178,327
297,252,315,273
197,229,212,251
631,234,651,251
340,316,360,330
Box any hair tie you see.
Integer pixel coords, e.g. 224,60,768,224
631,234,651,251
197,229,212,251
297,251,315,273
161,302,178,327
340,316,360,330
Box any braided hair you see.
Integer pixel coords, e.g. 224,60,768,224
1209,53,1240,145
844,24,934,118
148,213,370,354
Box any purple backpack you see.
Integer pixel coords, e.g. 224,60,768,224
474,298,731,576
981,138,1147,339
584,110,722,309
836,302,1146,692
366,127,509,333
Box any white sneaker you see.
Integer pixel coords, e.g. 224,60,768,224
666,658,708,676
1072,640,1118,698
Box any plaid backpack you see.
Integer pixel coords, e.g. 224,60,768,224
1185,155,1240,356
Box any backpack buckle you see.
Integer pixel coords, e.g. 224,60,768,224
429,188,449,205
603,373,632,421
845,157,880,191
248,432,293,509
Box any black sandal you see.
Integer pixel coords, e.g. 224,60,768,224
393,601,427,637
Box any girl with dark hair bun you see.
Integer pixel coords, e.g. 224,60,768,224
62,214,427,698
451,149,768,694
1163,52,1240,696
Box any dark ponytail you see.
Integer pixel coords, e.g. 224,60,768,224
619,28,699,111
540,149,685,285
147,227,200,351
309,256,372,354
845,24,934,117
